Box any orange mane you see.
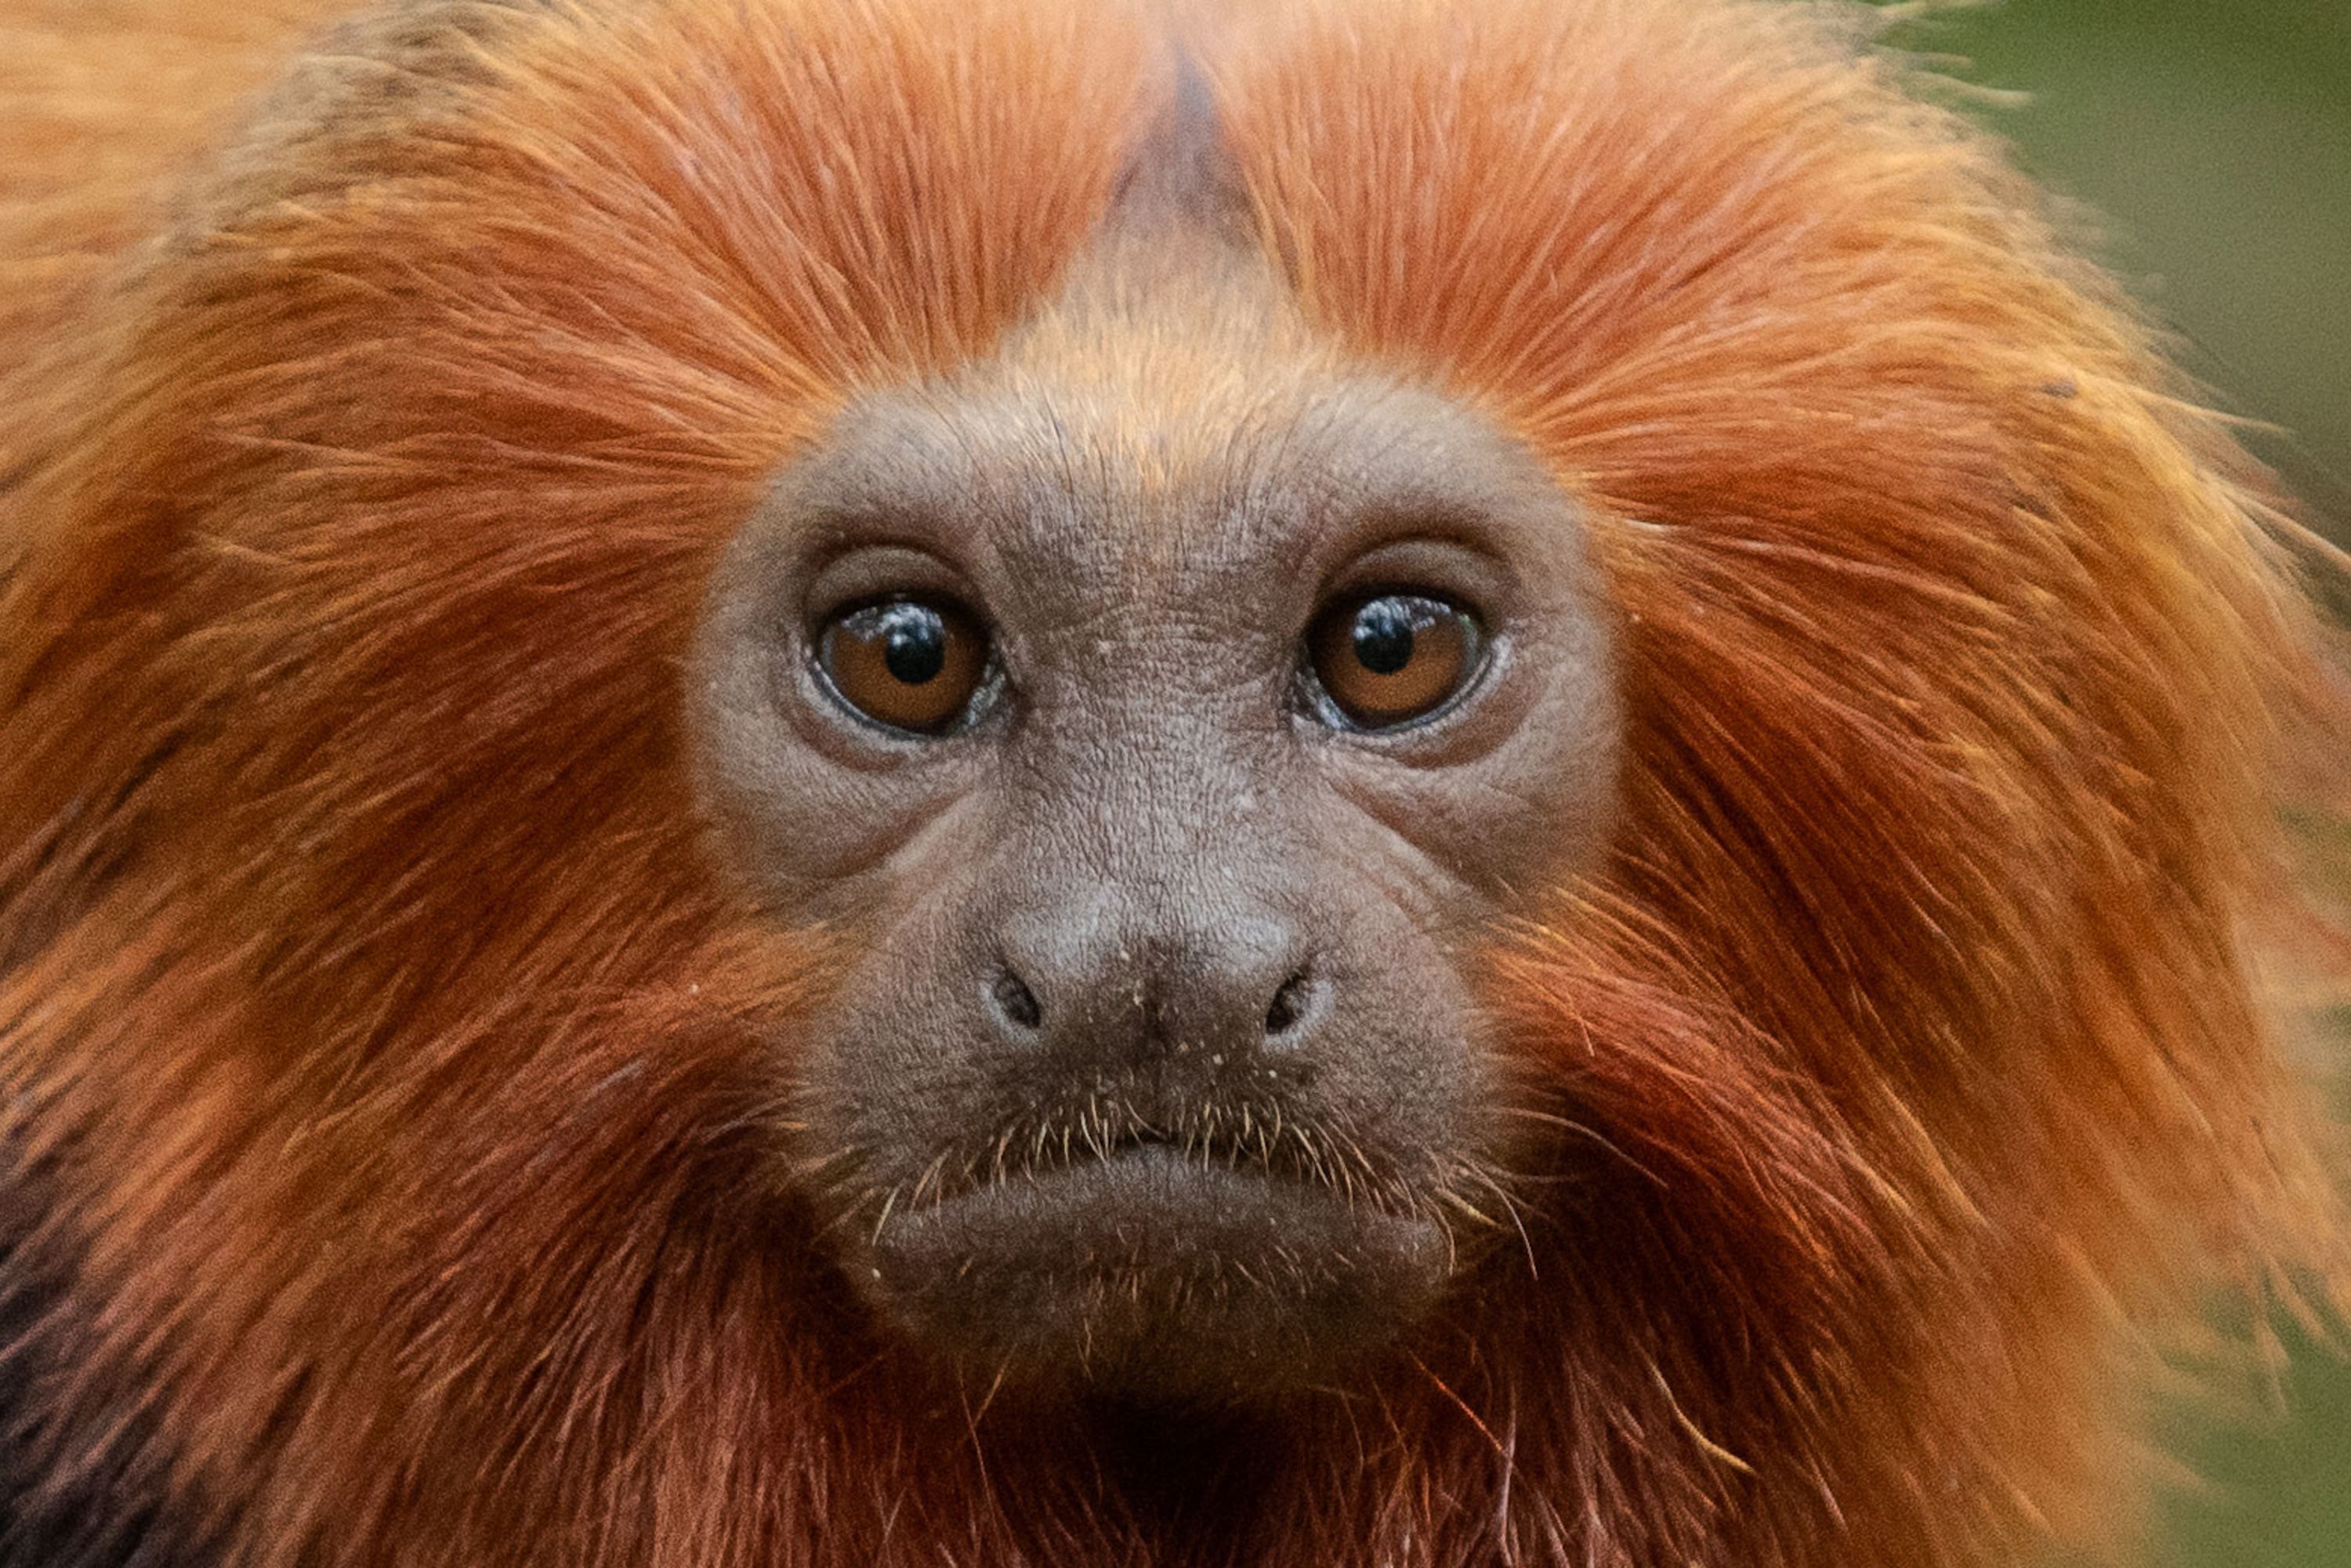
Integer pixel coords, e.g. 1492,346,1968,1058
0,2,2338,1563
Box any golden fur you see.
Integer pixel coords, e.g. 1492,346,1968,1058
0,1,2341,1563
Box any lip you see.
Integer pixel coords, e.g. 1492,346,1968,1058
883,1143,1427,1266
903,1137,1348,1225
860,1145,1453,1400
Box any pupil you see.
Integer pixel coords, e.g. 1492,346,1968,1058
1353,599,1416,675
879,604,947,685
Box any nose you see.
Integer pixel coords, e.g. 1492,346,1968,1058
981,895,1326,1063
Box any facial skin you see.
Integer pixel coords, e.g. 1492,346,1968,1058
694,242,1621,1403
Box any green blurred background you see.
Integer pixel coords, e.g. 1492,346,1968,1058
1902,1,2349,530
1884,4,2350,1565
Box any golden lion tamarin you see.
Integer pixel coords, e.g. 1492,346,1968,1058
0,0,2342,1563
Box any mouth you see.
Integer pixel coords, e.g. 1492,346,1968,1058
891,1090,1419,1213
859,1139,1454,1402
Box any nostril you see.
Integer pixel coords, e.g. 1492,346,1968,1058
1263,970,1319,1041
987,965,1042,1034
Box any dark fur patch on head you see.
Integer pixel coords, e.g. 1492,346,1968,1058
1110,49,1244,235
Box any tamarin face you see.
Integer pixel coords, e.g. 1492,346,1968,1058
694,252,1622,1399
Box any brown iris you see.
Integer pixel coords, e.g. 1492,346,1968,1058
1308,592,1483,730
817,598,988,734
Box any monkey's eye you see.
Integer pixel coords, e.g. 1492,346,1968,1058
816,598,990,735
1305,591,1485,730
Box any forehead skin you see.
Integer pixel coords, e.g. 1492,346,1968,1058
813,248,1590,641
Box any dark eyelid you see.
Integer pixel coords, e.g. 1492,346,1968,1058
1316,538,1514,627
802,545,978,628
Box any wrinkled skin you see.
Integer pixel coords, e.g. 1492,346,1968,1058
695,247,1621,1400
